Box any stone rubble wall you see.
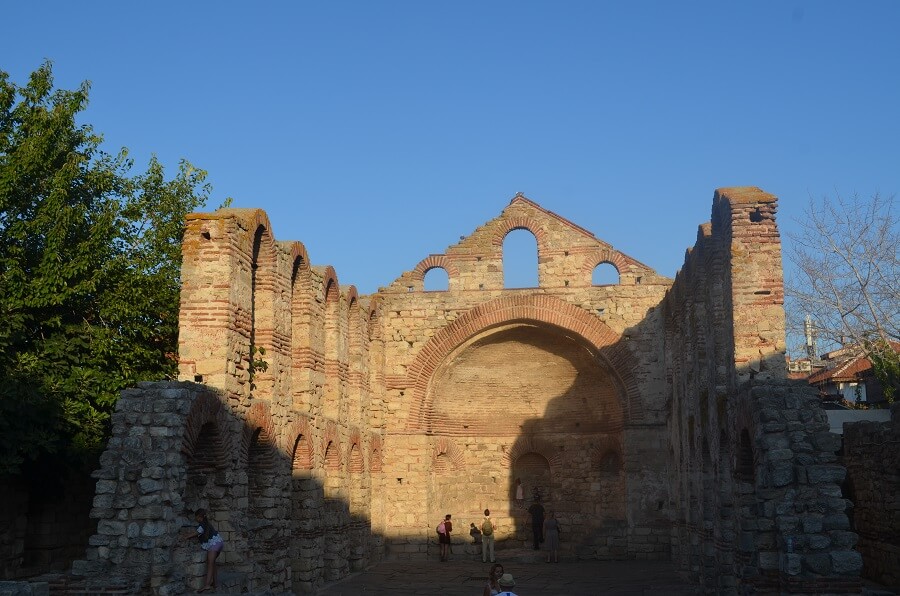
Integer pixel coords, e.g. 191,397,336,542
843,403,900,590
72,381,374,594
662,187,862,594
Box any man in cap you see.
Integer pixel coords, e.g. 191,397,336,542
496,572,518,596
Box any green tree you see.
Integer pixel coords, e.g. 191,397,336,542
0,63,210,474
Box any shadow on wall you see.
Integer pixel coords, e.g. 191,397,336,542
492,316,664,558
502,371,630,555
72,382,385,595
0,459,98,580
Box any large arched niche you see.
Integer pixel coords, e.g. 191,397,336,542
428,323,624,435
405,294,641,432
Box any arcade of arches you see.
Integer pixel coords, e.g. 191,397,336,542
68,189,865,594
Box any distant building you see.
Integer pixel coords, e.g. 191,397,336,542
806,343,899,407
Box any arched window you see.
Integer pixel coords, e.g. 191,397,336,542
424,267,449,291
503,229,539,288
592,262,620,285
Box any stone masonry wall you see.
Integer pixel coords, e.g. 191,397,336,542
662,188,862,594
67,188,868,594
843,403,900,590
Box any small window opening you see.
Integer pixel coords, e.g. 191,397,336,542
592,262,620,286
423,267,449,291
750,208,764,223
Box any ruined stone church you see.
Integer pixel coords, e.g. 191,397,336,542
78,187,865,594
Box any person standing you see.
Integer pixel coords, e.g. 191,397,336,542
515,478,524,509
438,513,453,561
543,510,560,563
527,499,544,550
481,509,496,563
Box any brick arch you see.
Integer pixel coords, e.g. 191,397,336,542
412,255,460,279
247,215,279,401
321,266,339,303
501,436,564,470
218,208,276,259
369,434,383,472
490,216,550,253
181,390,233,470
282,240,311,282
404,295,643,431
432,437,465,472
348,430,364,473
281,415,313,472
238,401,278,467
347,289,362,347
583,249,636,277
344,285,358,306
366,295,383,340
322,421,342,470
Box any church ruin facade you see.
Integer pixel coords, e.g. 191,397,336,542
76,187,863,593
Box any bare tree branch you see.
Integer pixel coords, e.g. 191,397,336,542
785,192,899,359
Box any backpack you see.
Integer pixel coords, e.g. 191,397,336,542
436,521,446,535
481,518,493,536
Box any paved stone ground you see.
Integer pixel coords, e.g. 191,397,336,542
315,555,699,595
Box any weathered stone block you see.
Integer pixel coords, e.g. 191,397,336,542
830,550,862,574
807,465,846,484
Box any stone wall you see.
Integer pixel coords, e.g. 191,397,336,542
63,188,867,594
73,381,376,594
843,403,900,590
662,188,862,594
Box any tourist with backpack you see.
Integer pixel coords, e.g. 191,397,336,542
437,513,452,561
481,508,496,563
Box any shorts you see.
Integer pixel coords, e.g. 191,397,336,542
202,534,224,552
439,534,450,544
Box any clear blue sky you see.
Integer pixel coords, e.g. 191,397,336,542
3,1,898,295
